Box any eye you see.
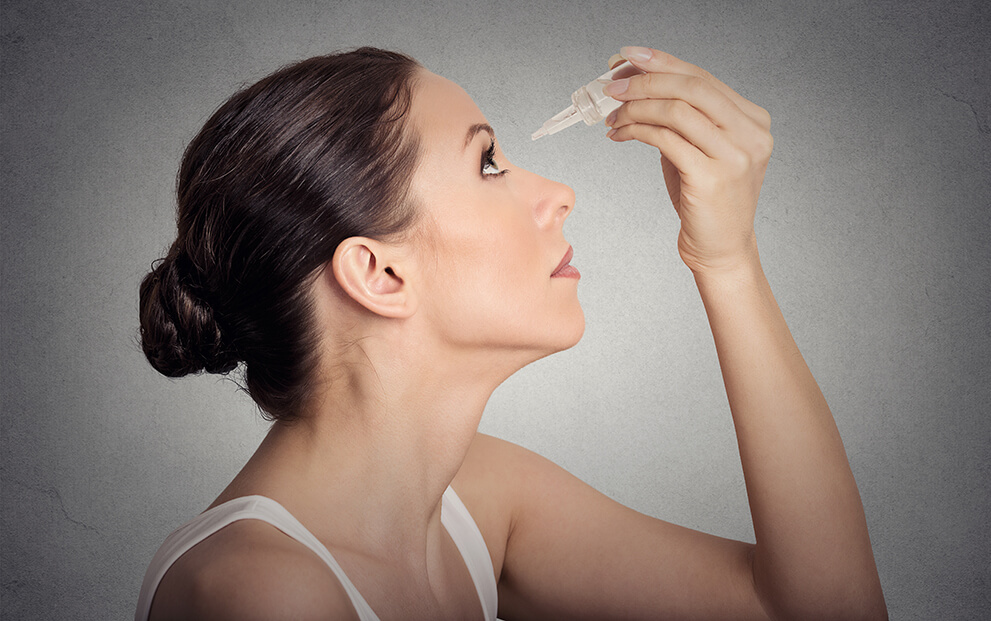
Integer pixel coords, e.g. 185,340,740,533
481,139,509,178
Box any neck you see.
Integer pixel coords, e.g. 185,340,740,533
238,329,520,561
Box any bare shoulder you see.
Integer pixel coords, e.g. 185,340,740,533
454,432,548,507
458,432,562,483
150,519,359,621
462,430,626,519
452,433,584,576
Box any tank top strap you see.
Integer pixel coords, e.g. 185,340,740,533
134,495,379,621
441,486,499,621
136,489,498,621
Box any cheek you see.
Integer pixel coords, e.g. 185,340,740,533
421,208,545,336
472,210,541,291
431,191,536,273
447,217,536,300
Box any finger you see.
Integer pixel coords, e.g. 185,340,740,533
608,99,730,160
607,122,705,174
606,72,749,134
607,53,626,70
618,47,771,130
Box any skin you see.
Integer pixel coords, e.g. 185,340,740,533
149,47,887,620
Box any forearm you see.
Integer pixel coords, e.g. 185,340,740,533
694,254,886,620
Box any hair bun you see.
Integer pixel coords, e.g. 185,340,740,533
139,252,238,377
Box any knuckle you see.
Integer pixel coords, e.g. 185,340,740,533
732,148,752,171
686,75,707,96
639,71,659,92
633,98,664,123
654,126,675,142
756,105,772,129
653,126,678,150
695,67,717,86
669,99,693,123
618,99,640,121
759,132,774,158
716,92,739,116
624,121,645,136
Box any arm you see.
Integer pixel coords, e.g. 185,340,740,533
485,47,885,620
694,258,886,620
605,46,885,619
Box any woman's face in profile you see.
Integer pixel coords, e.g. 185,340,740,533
405,70,585,359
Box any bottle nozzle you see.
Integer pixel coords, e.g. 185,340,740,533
531,104,582,140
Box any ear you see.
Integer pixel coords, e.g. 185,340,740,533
331,237,417,319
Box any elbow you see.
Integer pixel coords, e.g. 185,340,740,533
760,582,888,621
751,552,888,621
842,583,889,621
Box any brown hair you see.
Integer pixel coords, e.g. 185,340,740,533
139,47,422,421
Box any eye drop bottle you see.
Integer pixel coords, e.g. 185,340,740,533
532,60,644,140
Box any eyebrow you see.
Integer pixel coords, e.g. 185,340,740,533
462,123,495,151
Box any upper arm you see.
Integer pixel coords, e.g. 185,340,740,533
149,520,359,621
459,434,770,621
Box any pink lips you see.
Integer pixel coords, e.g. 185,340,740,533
551,246,580,279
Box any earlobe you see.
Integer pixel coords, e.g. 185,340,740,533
332,238,416,319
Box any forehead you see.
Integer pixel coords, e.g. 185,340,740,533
408,70,488,154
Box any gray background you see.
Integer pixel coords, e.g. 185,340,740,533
2,0,988,618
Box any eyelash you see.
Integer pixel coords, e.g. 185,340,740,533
481,139,509,178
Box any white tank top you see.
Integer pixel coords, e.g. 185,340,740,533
134,486,498,620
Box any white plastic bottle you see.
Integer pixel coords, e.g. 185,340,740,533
532,60,645,140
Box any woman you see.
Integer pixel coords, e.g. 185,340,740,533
135,46,887,620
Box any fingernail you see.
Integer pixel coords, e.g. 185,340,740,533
607,53,626,69
606,128,617,138
605,110,618,126
621,46,653,63
605,78,629,96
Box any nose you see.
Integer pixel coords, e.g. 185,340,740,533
532,174,576,229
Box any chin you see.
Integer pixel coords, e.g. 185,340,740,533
488,304,586,371
561,308,586,349
540,305,586,357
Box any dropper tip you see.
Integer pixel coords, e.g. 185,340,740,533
531,128,547,141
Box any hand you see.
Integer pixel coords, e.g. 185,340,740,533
605,47,773,275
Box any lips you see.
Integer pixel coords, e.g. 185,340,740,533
551,245,580,279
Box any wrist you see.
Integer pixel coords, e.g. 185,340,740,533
685,234,763,283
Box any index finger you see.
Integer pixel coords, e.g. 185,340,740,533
618,46,771,130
